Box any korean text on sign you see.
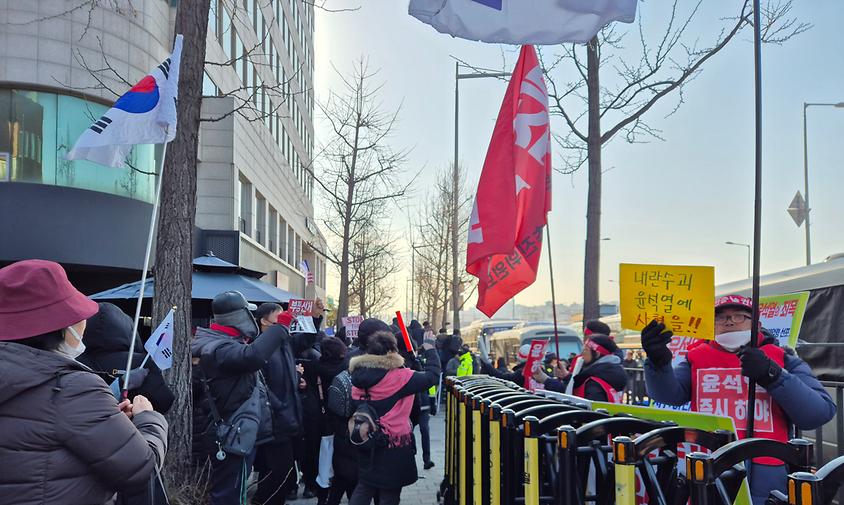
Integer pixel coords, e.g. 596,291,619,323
757,292,809,348
696,369,775,433
619,263,715,340
522,339,548,392
288,299,314,315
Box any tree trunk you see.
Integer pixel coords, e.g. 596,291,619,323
582,36,602,324
154,0,209,486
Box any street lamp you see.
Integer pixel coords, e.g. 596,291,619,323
802,101,844,265
453,62,510,331
725,241,752,278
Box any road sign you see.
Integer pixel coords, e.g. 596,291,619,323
787,191,807,227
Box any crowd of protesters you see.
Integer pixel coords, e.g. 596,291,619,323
0,258,835,505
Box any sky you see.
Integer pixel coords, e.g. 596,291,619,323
312,1,844,314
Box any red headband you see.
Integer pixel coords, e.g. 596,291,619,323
584,328,593,337
585,339,612,357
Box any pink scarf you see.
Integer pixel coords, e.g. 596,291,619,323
351,365,416,448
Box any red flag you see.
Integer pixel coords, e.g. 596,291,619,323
466,45,552,317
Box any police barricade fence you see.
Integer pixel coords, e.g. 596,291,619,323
440,375,844,505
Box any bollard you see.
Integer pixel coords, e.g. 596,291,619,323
472,395,483,505
489,404,504,505
459,389,467,505
501,409,518,505
788,472,819,505
613,436,637,505
788,439,815,474
687,452,713,505
557,425,578,505
523,416,541,505
463,391,475,505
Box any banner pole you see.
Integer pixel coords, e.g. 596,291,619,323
123,140,169,396
747,0,763,438
546,225,560,356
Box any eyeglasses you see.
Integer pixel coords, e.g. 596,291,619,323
715,314,752,324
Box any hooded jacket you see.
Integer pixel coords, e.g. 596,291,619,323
262,325,316,441
0,342,168,505
544,354,628,401
349,348,440,489
78,303,175,414
191,323,287,454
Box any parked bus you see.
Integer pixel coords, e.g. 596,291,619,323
489,325,582,367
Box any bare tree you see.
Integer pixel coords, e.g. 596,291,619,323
312,60,411,326
348,223,401,317
412,163,473,330
539,0,808,321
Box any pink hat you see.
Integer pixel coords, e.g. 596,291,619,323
715,294,753,313
0,260,99,340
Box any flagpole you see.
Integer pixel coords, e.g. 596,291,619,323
122,139,169,395
546,225,560,357
746,0,763,439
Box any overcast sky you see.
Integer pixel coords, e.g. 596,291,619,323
313,1,844,314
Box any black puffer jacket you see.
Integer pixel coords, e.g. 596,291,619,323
191,324,287,454
262,326,316,441
0,342,168,505
78,303,175,414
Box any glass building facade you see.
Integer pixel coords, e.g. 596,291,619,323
0,88,157,202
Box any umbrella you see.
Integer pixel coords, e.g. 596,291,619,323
90,254,293,318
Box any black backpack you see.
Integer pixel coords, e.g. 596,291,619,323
327,370,353,417
348,391,392,449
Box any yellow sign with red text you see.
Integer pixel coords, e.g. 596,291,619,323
619,263,715,340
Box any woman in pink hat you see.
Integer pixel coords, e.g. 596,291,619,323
0,259,168,505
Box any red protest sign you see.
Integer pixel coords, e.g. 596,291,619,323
288,299,314,316
523,339,548,391
695,368,775,433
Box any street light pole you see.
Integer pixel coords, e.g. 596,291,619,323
802,101,844,266
453,62,510,330
725,241,752,278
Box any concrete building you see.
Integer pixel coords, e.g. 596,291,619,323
0,0,326,299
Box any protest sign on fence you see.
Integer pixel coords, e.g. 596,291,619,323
620,263,715,340
758,291,809,348
342,315,364,339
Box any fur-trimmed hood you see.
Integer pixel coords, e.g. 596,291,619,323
349,352,405,373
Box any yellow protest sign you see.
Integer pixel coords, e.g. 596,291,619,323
619,263,715,340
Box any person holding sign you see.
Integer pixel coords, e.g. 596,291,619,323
642,294,835,505
533,334,627,402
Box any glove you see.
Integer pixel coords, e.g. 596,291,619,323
276,309,294,329
640,320,674,368
124,367,149,390
739,346,782,387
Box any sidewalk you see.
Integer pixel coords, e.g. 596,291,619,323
288,412,446,504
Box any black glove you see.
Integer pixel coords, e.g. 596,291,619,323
739,346,782,387
640,320,673,368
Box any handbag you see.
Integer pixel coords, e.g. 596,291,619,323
200,373,262,460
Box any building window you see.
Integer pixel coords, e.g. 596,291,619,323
279,217,288,259
221,5,233,60
287,225,295,264
269,206,278,253
295,234,301,266
202,72,218,96
239,174,252,236
255,191,266,245
235,30,245,81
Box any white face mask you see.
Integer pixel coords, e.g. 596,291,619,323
57,326,86,359
714,330,751,352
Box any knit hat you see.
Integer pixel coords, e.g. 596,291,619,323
584,320,611,337
0,259,98,340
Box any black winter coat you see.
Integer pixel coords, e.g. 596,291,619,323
313,356,358,482
262,326,316,441
545,356,628,401
191,324,288,455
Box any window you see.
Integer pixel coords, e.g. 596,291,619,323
202,72,218,97
239,175,252,236
269,207,278,253
221,6,233,60
279,217,288,258
235,31,245,82
255,192,266,245
295,234,301,265
208,0,218,37
287,225,295,263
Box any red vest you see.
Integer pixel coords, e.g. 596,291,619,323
687,342,788,465
573,376,622,403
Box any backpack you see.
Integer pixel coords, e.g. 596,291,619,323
348,392,390,449
327,370,353,417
